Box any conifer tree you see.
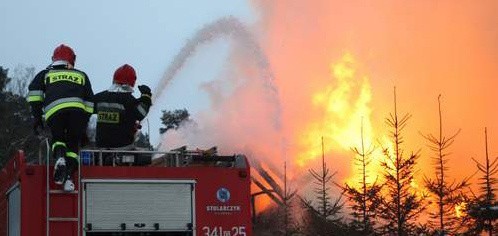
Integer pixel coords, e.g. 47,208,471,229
377,87,425,235
421,95,469,235
0,66,39,166
282,161,298,236
342,118,381,234
302,137,345,235
308,137,343,219
467,128,498,236
159,108,191,134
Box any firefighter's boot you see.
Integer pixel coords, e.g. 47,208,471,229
53,145,67,185
63,158,77,192
63,176,75,192
53,157,67,185
53,148,68,186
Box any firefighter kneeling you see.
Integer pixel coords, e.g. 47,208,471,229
94,64,152,165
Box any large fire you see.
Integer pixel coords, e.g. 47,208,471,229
295,52,386,188
252,0,498,203
161,0,498,221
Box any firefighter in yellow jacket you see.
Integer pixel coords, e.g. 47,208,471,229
27,44,93,192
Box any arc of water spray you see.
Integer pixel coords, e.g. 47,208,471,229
151,16,282,129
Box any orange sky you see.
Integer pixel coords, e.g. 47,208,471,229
249,0,498,187
163,1,498,205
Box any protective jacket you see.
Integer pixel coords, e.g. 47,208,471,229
27,64,94,122
94,85,151,148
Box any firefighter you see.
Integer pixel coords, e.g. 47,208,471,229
94,64,152,150
28,44,94,192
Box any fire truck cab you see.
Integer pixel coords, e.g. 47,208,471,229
0,143,252,236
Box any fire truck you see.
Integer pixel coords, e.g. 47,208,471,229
0,141,252,236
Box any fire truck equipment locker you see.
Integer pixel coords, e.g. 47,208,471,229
83,179,195,232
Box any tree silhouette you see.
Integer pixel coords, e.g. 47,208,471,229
309,137,344,218
466,128,498,236
421,95,469,235
159,108,191,134
341,118,381,234
282,161,298,236
252,161,301,235
0,66,39,166
7,65,35,97
301,137,345,235
377,87,426,235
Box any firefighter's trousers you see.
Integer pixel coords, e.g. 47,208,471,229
47,108,89,177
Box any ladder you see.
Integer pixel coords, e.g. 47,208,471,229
43,139,81,236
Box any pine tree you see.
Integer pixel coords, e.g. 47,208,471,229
467,128,498,235
0,66,39,166
282,161,298,235
421,95,469,235
377,87,426,235
252,161,300,235
7,65,34,97
159,109,191,134
0,66,10,165
302,137,345,235
342,118,381,235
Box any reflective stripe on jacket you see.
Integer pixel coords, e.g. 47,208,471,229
93,89,151,148
28,65,93,121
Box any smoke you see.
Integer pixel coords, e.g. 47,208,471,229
154,16,280,127
156,1,498,209
157,16,283,171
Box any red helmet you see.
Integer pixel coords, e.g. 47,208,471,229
52,44,76,66
113,64,137,87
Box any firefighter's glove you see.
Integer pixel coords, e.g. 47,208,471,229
138,85,152,96
33,116,44,135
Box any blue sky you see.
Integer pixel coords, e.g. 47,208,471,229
0,0,256,144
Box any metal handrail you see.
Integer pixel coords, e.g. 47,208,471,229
44,138,50,236
77,153,81,236
78,148,243,168
39,138,50,165
80,148,172,167
80,149,182,154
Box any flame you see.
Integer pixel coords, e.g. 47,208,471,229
251,180,274,214
250,163,285,214
410,179,420,189
249,0,498,222
455,202,467,218
297,53,373,164
294,52,387,188
409,179,430,198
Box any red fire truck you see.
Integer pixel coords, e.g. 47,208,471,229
0,142,252,236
